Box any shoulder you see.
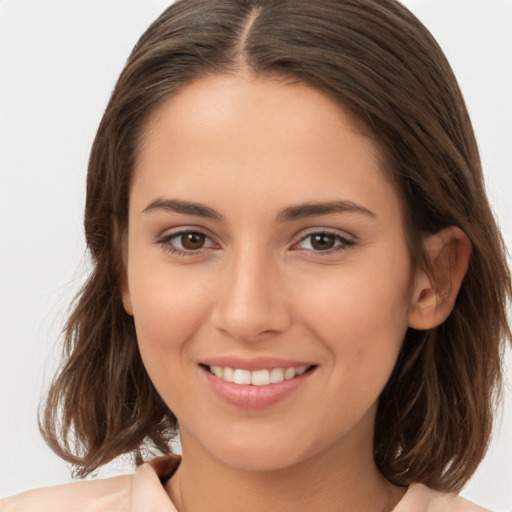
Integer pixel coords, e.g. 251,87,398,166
0,455,181,512
394,483,491,512
0,474,133,512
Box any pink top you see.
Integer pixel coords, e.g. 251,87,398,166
0,456,490,511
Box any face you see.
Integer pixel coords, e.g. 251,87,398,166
122,74,419,472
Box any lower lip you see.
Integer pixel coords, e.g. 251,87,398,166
200,366,315,409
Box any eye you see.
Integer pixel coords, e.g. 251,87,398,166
294,231,354,253
157,229,216,255
179,232,207,250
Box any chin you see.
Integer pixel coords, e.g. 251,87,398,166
214,444,309,472
194,425,328,473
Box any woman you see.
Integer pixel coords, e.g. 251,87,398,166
1,0,510,510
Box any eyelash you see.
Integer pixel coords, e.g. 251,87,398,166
156,229,216,257
293,230,355,255
156,229,355,256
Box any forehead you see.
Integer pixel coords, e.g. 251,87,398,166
140,73,377,158
131,74,401,227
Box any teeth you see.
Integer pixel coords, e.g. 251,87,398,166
270,368,284,383
233,369,252,385
223,367,234,383
284,367,296,380
251,369,270,386
208,365,309,385
212,366,223,378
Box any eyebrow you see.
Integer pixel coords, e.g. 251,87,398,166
142,198,375,221
143,198,223,220
276,201,376,222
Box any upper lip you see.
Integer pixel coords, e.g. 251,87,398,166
200,356,316,372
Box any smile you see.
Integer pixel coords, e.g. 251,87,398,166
200,362,317,409
207,365,309,386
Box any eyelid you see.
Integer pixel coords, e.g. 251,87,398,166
291,227,356,252
155,225,355,256
156,226,219,255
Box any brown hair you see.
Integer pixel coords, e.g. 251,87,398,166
40,0,511,491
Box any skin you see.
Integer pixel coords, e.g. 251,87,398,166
121,73,470,512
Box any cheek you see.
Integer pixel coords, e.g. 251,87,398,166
296,254,412,378
127,263,213,377
128,268,218,420
294,268,411,435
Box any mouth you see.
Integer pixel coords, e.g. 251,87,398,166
201,364,316,386
199,362,318,409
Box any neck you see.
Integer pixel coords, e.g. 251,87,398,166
165,429,405,512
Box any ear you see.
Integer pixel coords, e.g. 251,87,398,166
121,273,134,316
408,226,471,330
115,220,134,316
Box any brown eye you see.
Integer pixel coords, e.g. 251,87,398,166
310,233,336,250
294,231,354,254
181,232,206,250
157,229,216,255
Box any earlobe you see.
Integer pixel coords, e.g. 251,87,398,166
115,221,133,316
121,277,134,316
408,226,471,330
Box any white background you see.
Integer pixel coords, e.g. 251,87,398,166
1,0,511,509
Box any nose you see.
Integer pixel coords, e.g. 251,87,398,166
210,249,292,343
